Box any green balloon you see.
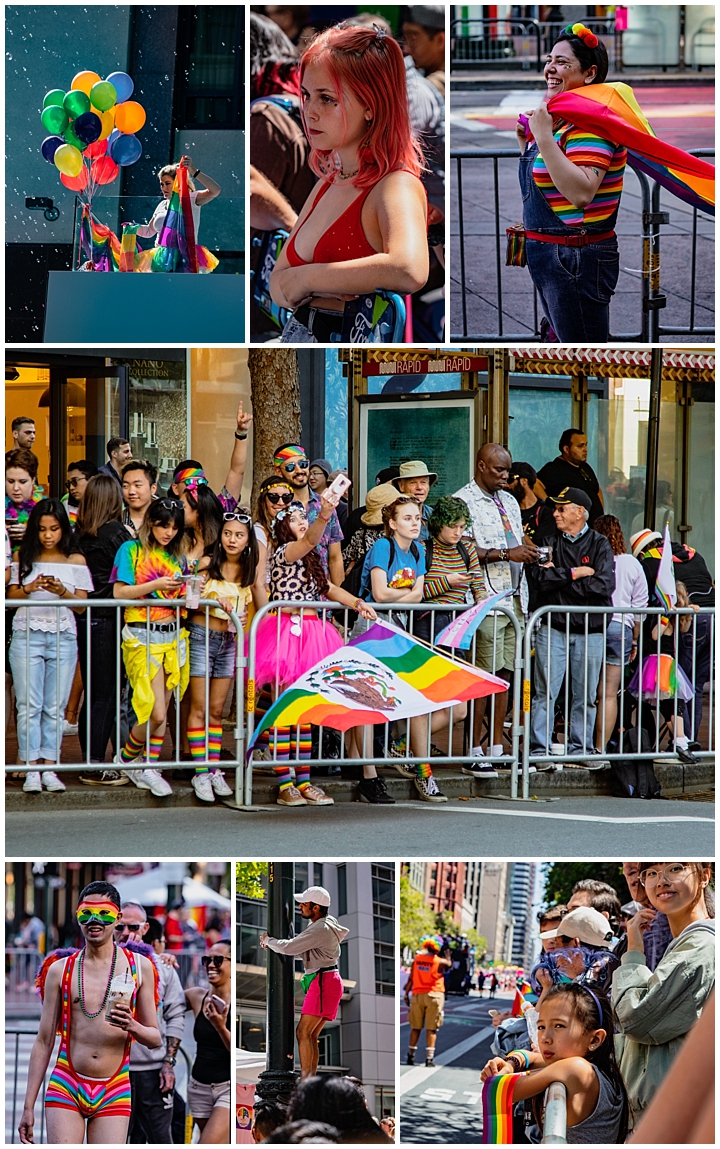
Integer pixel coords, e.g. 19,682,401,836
43,88,66,109
89,80,117,112
64,123,87,151
41,104,69,134
63,89,91,118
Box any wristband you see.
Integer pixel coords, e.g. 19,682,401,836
318,513,331,523
21,583,30,595
660,615,669,626
353,598,363,612
163,1056,177,1067
234,430,248,441
507,1049,530,1070
193,168,200,178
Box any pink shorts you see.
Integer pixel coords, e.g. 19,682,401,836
302,969,344,1020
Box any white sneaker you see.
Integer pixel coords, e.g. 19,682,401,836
209,769,233,797
62,720,79,736
22,771,42,793
129,767,173,797
41,770,66,792
192,772,215,803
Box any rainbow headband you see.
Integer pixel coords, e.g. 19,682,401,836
76,900,120,925
564,22,599,48
273,445,306,465
175,467,208,485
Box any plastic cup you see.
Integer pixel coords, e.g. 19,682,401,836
186,574,202,610
106,972,133,1023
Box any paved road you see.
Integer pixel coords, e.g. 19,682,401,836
449,85,715,341
6,796,713,857
399,990,512,1143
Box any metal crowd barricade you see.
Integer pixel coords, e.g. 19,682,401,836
521,604,714,800
5,947,45,995
451,17,543,71
244,599,525,806
5,598,246,804
541,1081,568,1144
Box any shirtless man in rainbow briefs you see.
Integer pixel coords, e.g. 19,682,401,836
19,881,161,1145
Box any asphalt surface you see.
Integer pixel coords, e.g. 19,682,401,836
399,990,511,1143
449,84,715,341
5,796,713,857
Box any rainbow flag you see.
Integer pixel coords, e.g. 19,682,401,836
511,979,535,1017
654,524,677,613
247,620,508,752
435,590,514,650
80,207,124,271
152,163,218,274
482,1073,522,1144
548,83,714,215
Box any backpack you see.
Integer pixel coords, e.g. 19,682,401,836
609,726,663,799
359,537,421,599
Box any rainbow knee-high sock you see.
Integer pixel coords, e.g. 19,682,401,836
188,728,210,773
148,735,165,764
208,724,223,764
120,731,145,763
270,726,291,760
274,764,293,792
293,724,312,760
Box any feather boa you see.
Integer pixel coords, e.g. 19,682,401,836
36,941,162,1010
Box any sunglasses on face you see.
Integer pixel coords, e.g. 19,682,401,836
223,512,252,524
281,459,308,473
115,921,143,933
158,498,182,510
201,954,230,969
66,477,83,489
76,903,120,926
265,491,294,505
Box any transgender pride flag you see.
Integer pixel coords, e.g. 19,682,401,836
655,524,677,613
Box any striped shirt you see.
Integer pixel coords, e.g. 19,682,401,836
423,538,486,605
533,124,626,227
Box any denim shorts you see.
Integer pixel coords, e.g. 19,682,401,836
187,623,236,678
605,620,633,666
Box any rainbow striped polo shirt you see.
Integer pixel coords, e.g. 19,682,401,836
532,123,627,227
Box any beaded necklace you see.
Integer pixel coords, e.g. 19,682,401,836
78,942,119,1019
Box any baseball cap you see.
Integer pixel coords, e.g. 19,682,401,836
539,906,613,947
629,529,662,558
508,461,537,486
293,886,331,907
548,486,593,513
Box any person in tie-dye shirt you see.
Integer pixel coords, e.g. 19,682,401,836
516,25,624,342
111,499,189,798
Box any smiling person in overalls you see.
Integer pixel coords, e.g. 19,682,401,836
260,886,348,1078
516,25,624,342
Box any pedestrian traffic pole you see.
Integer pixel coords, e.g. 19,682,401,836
256,862,298,1104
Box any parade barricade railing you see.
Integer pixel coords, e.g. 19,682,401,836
5,947,45,995
521,604,714,800
5,598,247,806
244,599,525,807
541,1081,568,1144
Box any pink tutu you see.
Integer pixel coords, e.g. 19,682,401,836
253,610,344,690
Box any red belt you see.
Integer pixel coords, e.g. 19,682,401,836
525,229,616,247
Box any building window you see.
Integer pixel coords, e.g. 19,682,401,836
337,864,347,917
238,899,267,969
372,864,395,996
314,863,324,888
174,7,243,129
317,1023,341,1068
240,1014,266,1053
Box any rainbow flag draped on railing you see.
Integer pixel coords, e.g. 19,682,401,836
151,163,218,273
80,206,124,271
482,1074,522,1144
547,83,714,215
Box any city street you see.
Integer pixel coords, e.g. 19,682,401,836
450,83,715,340
5,795,713,857
399,989,513,1143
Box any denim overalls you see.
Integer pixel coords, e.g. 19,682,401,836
519,133,621,341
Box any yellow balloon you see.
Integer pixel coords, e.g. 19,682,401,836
98,107,115,140
71,70,102,96
54,143,84,177
114,101,146,134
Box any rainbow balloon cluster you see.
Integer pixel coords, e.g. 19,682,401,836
39,68,146,194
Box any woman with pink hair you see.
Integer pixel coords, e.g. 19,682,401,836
270,23,429,342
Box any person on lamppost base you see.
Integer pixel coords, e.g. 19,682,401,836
260,886,348,1079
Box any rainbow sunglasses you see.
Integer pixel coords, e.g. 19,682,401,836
76,900,120,926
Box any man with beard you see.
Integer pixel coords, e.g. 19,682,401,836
273,443,344,586
19,881,161,1145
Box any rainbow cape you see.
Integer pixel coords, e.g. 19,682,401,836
151,163,218,273
435,590,514,650
548,83,714,215
482,1073,522,1144
247,619,508,751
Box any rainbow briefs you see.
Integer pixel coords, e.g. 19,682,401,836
482,1073,522,1144
45,1048,132,1120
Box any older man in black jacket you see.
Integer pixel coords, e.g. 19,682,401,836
527,487,615,767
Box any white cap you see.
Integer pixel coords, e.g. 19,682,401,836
293,886,331,908
539,906,613,947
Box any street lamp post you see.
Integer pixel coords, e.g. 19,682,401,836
257,862,298,1104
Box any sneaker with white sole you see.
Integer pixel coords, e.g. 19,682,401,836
390,758,417,779
462,761,499,779
582,751,611,770
277,785,307,807
127,767,173,797
209,769,233,797
79,769,129,786
414,770,448,803
298,783,334,805
192,772,215,803
22,771,42,793
62,720,79,736
41,770,66,792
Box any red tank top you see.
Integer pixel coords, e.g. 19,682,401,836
285,180,379,266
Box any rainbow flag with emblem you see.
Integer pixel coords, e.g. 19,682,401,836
482,1073,522,1143
247,619,508,752
548,83,714,215
654,524,677,613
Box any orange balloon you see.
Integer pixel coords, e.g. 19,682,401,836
114,101,146,134
97,107,115,140
71,70,102,97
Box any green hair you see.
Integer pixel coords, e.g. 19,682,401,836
428,496,470,538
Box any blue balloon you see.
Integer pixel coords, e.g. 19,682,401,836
72,111,102,144
41,134,66,163
110,133,142,166
105,70,134,103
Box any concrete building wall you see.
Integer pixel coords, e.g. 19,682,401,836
510,863,536,970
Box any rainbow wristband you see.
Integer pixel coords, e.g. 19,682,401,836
506,1049,530,1070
